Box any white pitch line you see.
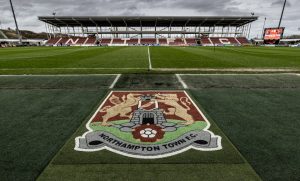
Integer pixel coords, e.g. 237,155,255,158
179,73,297,76
0,74,118,77
176,74,188,89
0,68,146,70
148,46,152,70
109,74,121,89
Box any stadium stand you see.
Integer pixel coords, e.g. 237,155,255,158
111,38,124,44
186,38,197,45
236,37,249,44
200,37,212,45
169,38,185,46
45,36,250,46
47,37,61,45
85,37,97,45
76,37,87,45
56,37,69,45
100,38,112,45
140,38,157,45
41,16,257,47
67,37,79,45
218,38,231,45
56,37,70,46
158,38,168,45
127,39,139,45
227,37,240,44
210,37,222,45
199,37,249,46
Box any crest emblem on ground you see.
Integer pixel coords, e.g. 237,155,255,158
75,91,222,159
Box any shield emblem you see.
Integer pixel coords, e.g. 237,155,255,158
75,91,222,159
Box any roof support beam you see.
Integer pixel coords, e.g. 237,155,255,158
106,18,113,27
54,18,68,27
184,19,191,27
72,18,83,26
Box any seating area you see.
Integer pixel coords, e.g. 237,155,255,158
218,38,231,44
140,38,157,45
200,37,249,46
46,37,250,46
100,39,112,45
85,37,96,45
67,37,79,45
200,37,212,45
127,39,139,45
186,38,197,45
210,37,222,45
47,38,61,45
158,39,168,45
76,37,87,45
236,37,249,44
169,38,185,46
56,37,69,45
227,37,240,44
111,39,124,44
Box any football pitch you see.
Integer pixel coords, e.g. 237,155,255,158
0,46,300,74
0,47,300,181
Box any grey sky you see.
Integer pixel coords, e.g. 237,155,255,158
0,0,299,38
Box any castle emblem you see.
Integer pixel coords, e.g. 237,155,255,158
75,91,222,159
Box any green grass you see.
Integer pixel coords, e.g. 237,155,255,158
39,89,258,181
39,164,259,181
0,75,113,180
1,74,300,180
0,46,148,74
151,46,300,69
1,46,300,74
180,74,300,89
0,75,260,181
0,75,116,89
0,69,300,181
192,89,300,181
182,74,300,181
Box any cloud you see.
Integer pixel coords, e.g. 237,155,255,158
271,0,291,7
0,0,299,37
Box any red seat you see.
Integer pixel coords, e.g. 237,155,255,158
210,37,222,44
158,39,168,45
169,38,185,46
111,39,124,44
127,39,139,45
236,37,249,44
100,39,111,44
200,37,212,45
76,37,87,45
186,38,196,45
85,37,96,44
47,38,61,44
140,38,157,44
57,37,70,45
227,37,239,44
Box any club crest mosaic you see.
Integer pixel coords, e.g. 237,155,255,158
75,91,222,159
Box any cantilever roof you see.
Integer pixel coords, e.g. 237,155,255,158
38,16,258,27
